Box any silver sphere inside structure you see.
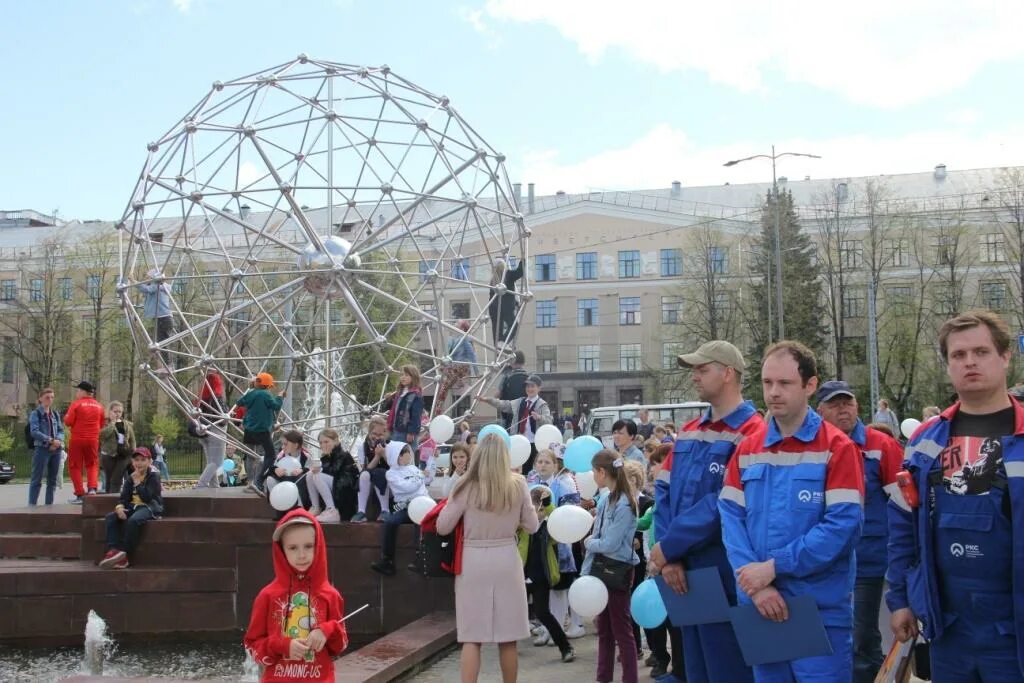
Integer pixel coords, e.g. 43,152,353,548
116,56,530,449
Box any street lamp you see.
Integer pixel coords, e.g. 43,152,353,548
724,146,821,340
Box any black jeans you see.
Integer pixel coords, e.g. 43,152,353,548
380,506,418,561
528,576,572,655
645,619,684,672
246,431,277,489
853,576,885,683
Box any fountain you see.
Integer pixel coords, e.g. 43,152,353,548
83,610,112,676
298,345,365,456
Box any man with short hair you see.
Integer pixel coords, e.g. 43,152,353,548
649,340,761,683
28,387,65,506
888,310,1024,680
612,419,644,463
816,380,903,683
496,350,529,429
478,374,552,473
719,341,864,681
637,409,655,440
64,381,106,504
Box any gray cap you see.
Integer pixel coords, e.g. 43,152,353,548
525,374,542,387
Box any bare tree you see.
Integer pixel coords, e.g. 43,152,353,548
69,231,124,384
989,167,1024,331
814,183,856,378
679,223,742,343
928,197,975,317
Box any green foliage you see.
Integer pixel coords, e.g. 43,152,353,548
0,425,15,456
149,413,182,443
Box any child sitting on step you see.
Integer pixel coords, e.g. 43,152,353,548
98,447,164,570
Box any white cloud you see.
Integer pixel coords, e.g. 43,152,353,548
946,108,982,126
481,0,1024,108
510,124,1024,197
238,161,263,188
172,0,192,12
458,6,501,49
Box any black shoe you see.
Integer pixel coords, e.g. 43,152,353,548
650,661,669,678
371,559,396,576
561,648,576,663
407,562,423,575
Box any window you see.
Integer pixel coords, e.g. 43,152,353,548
710,246,728,274
172,279,187,295
86,275,101,300
576,252,597,280
451,301,470,320
840,240,863,269
577,298,598,326
0,280,16,301
619,344,642,371
935,287,957,315
660,249,682,277
450,258,470,281
536,300,557,328
713,290,732,316
980,281,1008,311
535,254,556,282
619,250,641,278
578,345,600,372
619,297,641,325
884,239,909,267
537,345,557,373
29,279,43,302
935,236,955,265
887,285,913,315
418,259,439,282
59,277,72,301
661,296,684,324
842,287,865,318
841,336,867,364
663,342,686,370
982,234,1006,263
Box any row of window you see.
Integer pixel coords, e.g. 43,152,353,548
838,281,1011,317
833,234,1009,269
533,344,644,373
0,277,106,302
535,248,725,282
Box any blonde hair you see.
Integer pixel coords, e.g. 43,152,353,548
592,449,638,515
450,433,523,512
624,460,646,493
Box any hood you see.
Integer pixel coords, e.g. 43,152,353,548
385,440,410,468
270,508,330,589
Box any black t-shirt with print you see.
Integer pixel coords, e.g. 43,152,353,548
940,406,1014,495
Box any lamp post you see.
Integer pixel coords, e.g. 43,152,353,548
725,146,821,341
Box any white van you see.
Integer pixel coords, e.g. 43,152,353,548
586,402,710,448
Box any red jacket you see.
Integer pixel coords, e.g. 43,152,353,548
244,509,348,682
64,397,106,440
422,499,464,575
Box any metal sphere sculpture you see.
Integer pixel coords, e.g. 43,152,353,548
116,56,529,446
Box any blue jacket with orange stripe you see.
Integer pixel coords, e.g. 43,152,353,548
719,408,865,627
654,401,762,591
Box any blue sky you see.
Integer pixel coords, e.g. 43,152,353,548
4,0,1024,220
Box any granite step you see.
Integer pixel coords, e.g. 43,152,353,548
0,531,81,559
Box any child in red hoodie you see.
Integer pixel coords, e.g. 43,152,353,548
245,509,348,682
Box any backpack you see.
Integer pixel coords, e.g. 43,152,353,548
414,529,456,578
24,420,34,449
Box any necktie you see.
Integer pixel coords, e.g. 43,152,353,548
518,400,532,435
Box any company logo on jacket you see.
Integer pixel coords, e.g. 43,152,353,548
796,489,823,504
708,462,724,475
949,542,983,559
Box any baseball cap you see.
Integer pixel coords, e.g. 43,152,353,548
132,447,153,459
254,372,275,388
272,515,315,542
677,340,746,371
525,374,542,387
816,380,857,405
75,380,96,394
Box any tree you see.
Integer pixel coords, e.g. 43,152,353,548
69,231,123,386
814,183,856,378
747,190,829,386
989,167,1024,332
928,197,975,317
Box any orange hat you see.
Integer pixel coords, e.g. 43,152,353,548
255,372,275,388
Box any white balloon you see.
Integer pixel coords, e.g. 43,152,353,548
268,481,299,511
534,424,563,451
408,495,436,525
277,456,302,473
509,434,532,468
430,415,456,443
547,505,594,544
575,470,598,500
900,418,922,440
569,575,609,618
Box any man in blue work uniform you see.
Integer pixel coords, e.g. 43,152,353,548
649,340,760,683
719,340,864,681
816,380,903,683
888,310,1024,682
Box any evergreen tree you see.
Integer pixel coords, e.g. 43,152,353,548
747,190,829,391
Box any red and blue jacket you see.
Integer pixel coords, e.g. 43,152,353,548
886,399,1024,666
847,419,903,578
719,408,864,627
654,401,762,592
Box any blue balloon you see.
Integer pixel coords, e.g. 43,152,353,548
630,578,668,629
478,423,511,448
222,459,236,472
564,435,602,472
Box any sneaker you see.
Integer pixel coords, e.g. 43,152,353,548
68,495,84,505
87,489,97,495
370,559,396,576
533,630,550,647
246,482,265,496
561,648,576,664
309,506,323,516
99,549,127,569
316,508,340,523
644,653,660,667
350,512,367,523
112,557,130,570
650,661,669,678
565,624,586,639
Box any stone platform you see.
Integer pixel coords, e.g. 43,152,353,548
0,488,452,648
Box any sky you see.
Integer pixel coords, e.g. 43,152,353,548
4,0,1024,221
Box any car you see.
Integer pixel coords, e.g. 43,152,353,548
0,459,14,484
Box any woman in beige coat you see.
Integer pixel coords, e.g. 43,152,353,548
437,433,539,683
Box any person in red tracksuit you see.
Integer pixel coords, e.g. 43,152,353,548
245,509,348,682
64,380,106,504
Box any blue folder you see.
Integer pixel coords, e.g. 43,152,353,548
653,568,732,626
729,594,833,666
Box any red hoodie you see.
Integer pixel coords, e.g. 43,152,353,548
244,509,348,682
